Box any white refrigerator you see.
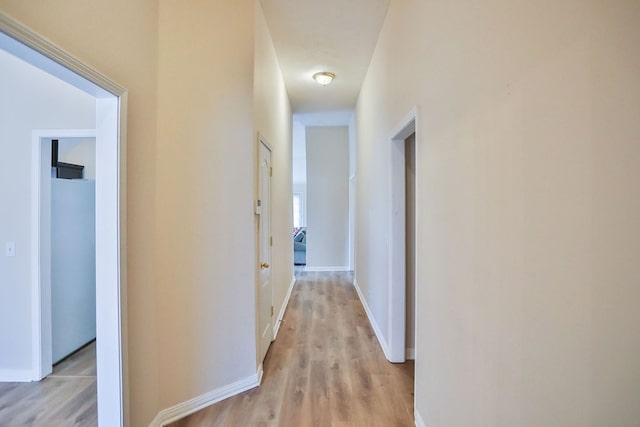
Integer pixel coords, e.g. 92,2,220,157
51,178,96,363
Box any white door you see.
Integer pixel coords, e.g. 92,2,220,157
258,139,273,363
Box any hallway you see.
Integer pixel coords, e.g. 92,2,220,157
171,271,414,426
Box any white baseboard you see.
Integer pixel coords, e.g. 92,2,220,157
0,369,34,382
273,275,296,339
352,279,392,361
305,266,351,272
257,363,264,385
406,348,415,360
415,409,426,427
149,368,262,426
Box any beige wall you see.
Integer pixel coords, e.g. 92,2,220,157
306,126,350,268
356,0,640,426
0,1,160,424
58,138,96,180
254,0,294,341
155,0,258,410
154,0,293,416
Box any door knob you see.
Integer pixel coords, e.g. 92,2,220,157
260,262,270,269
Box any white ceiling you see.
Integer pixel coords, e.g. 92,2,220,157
260,0,390,114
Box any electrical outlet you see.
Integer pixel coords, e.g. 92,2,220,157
5,242,15,257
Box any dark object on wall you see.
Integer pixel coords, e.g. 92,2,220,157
56,162,84,179
51,139,59,167
52,139,84,179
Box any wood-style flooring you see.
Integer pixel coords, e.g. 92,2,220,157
171,271,415,427
0,341,97,427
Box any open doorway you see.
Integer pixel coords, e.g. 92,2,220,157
292,118,307,270
291,113,352,273
0,14,126,426
46,135,98,367
50,137,97,365
388,108,418,364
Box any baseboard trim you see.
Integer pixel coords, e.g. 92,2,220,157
273,275,296,339
305,266,351,272
415,409,426,427
0,369,34,382
257,363,264,385
406,348,415,360
149,369,262,426
352,279,392,361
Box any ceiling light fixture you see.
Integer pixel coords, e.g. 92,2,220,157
313,71,335,86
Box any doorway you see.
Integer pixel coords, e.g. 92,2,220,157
405,132,416,360
388,108,418,363
33,132,98,374
1,13,127,426
51,137,96,365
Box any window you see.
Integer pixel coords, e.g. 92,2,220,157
293,193,304,228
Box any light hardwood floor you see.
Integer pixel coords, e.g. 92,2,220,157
0,341,97,427
171,271,415,427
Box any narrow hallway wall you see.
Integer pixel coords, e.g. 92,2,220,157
155,0,257,411
356,0,640,425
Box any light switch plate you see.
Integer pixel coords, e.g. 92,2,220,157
5,242,15,257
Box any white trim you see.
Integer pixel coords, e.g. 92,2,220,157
95,96,125,427
149,370,262,427
273,275,296,339
406,348,416,360
0,369,34,382
412,112,420,427
257,132,273,152
292,192,305,229
0,13,125,97
353,279,392,361
257,363,264,385
388,135,406,363
31,129,97,382
305,266,351,272
1,13,127,426
388,107,419,142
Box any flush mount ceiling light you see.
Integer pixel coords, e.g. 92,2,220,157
313,71,335,86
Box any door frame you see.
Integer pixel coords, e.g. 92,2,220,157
31,129,97,376
388,107,419,363
1,13,128,427
256,133,273,367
